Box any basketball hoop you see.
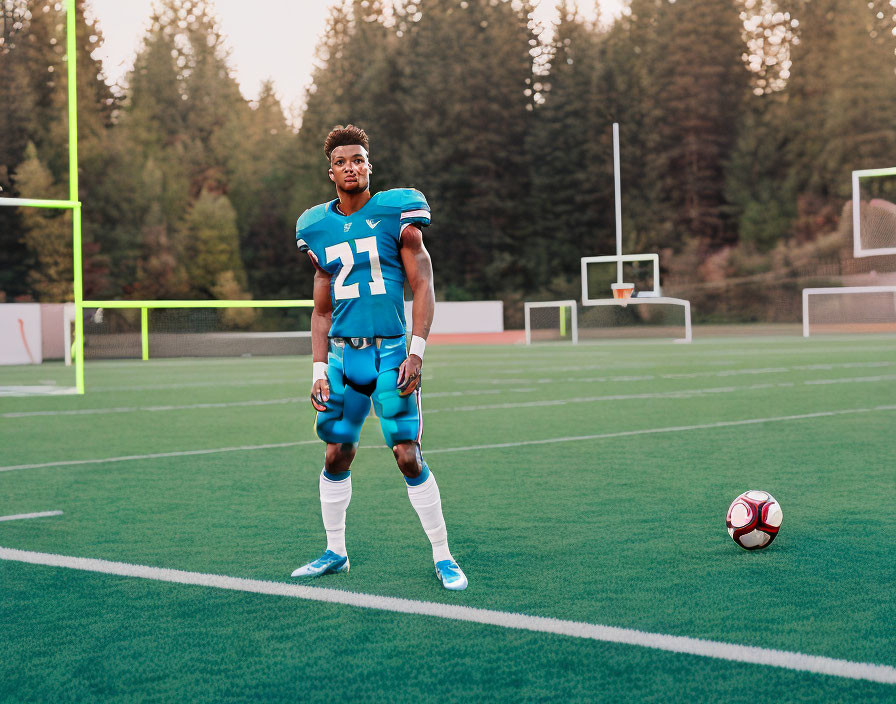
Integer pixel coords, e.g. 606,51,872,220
611,282,634,306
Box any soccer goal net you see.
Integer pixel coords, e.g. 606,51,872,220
524,301,578,344
802,287,896,337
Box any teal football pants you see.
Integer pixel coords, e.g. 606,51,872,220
315,336,422,448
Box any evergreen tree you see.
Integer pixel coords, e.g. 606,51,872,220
528,2,615,293
781,0,896,239
175,188,247,298
222,81,300,298
116,0,251,299
133,160,188,300
1,1,113,300
0,0,64,298
725,93,796,251
401,0,538,297
640,0,751,252
15,142,72,301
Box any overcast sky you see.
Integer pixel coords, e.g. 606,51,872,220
85,0,623,118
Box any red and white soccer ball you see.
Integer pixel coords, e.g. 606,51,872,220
726,490,783,550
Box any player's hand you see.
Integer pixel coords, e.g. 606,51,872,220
397,354,422,397
310,377,329,411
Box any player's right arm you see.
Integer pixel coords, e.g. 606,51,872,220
310,267,332,411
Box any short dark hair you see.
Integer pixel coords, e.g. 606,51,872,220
324,124,369,160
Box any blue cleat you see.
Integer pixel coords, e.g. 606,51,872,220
435,559,468,591
291,550,349,578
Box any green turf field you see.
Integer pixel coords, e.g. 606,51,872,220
1,334,894,702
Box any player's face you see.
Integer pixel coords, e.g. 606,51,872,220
329,145,372,194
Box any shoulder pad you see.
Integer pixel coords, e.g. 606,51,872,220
377,188,429,211
296,202,331,251
296,202,330,235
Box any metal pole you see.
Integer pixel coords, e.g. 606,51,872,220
613,123,623,284
65,0,84,393
141,307,149,360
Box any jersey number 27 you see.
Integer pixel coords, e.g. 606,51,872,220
325,236,386,300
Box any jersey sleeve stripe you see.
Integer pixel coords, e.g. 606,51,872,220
400,209,430,220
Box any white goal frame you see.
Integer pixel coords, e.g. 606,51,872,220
853,167,896,258
802,286,896,337
524,300,578,345
581,253,661,305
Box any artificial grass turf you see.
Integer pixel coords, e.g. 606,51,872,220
1,335,894,701
3,560,895,704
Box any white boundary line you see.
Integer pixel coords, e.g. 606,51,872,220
0,511,63,522
0,546,892,684
2,406,895,473
0,441,319,472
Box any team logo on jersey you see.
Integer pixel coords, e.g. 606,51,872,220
366,219,382,229
344,222,352,233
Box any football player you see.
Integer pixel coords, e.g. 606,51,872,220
290,124,467,590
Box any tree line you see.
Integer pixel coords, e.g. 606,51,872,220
1,0,895,322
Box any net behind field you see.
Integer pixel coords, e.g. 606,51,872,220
578,302,686,340
806,290,896,335
857,172,896,253
83,306,312,360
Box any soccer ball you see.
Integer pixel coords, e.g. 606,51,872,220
726,490,782,550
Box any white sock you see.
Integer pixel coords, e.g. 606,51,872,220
319,470,351,557
406,470,452,563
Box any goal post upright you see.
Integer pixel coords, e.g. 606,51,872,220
66,0,85,394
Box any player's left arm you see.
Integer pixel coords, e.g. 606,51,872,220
397,224,434,395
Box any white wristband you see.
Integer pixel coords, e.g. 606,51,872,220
409,335,426,359
312,361,328,383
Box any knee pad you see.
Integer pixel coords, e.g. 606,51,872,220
315,364,370,445
373,369,421,447
373,369,404,419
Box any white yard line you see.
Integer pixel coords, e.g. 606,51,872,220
0,441,319,473
424,383,788,415
91,378,299,392
3,406,895,473
421,406,896,454
805,375,896,385
0,511,63,522
0,546,892,684
2,398,302,418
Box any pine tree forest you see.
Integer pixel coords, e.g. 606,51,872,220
2,0,896,324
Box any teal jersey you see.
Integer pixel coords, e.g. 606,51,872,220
296,188,431,338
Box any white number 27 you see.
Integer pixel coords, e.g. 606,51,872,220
325,236,387,300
